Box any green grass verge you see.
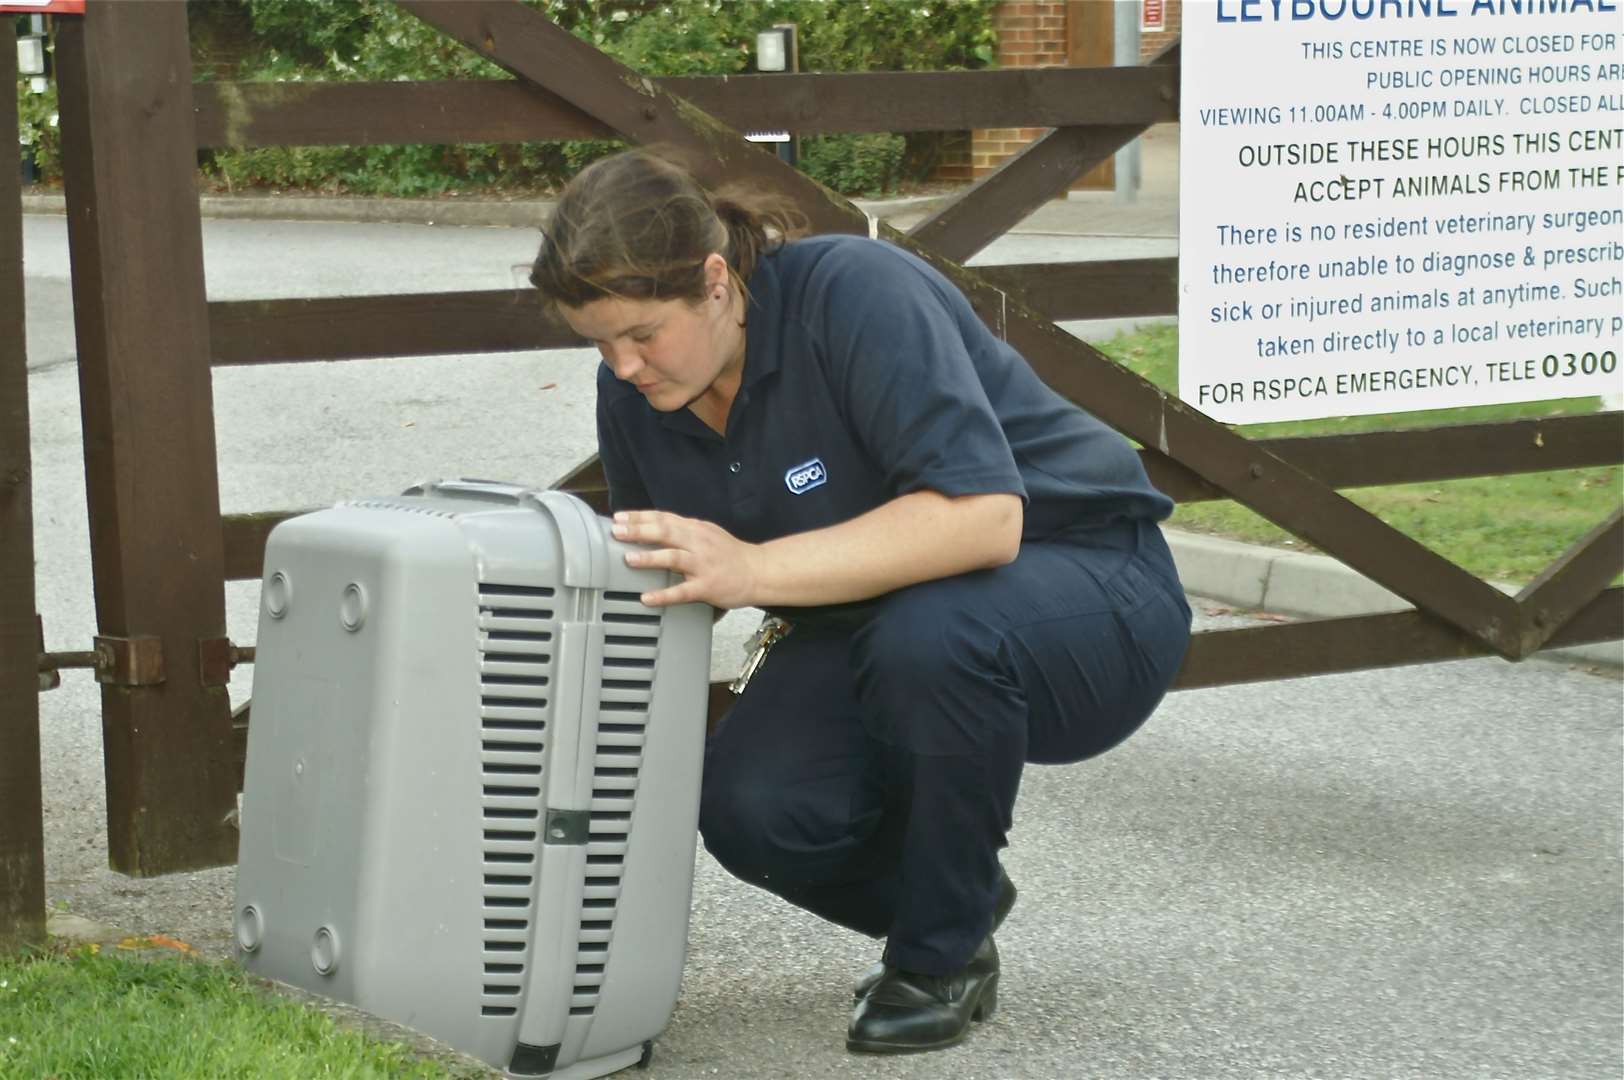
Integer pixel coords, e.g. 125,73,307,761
0,943,487,1079
1095,325,1622,585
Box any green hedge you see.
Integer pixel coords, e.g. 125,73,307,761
15,83,57,182
165,0,993,197
19,1,994,194
797,134,908,198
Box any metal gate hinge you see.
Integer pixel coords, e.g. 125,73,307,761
37,615,59,693
39,632,248,691
198,637,236,688
93,635,165,687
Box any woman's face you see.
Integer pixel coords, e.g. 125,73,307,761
560,255,741,414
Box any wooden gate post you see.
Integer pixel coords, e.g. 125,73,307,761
1,16,47,950
54,2,238,875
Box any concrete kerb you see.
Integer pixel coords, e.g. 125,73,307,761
44,911,127,949
23,191,554,230
21,190,1617,670
20,191,955,231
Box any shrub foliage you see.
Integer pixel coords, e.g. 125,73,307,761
9,0,992,195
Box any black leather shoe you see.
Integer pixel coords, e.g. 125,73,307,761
851,867,1016,1000
845,935,999,1054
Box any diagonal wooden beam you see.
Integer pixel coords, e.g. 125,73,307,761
989,314,1523,653
907,40,1180,263
394,1,860,238
908,125,1147,264
1514,509,1624,654
396,2,1524,657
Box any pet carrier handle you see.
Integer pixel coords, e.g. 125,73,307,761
400,477,531,504
403,480,613,588
525,490,610,589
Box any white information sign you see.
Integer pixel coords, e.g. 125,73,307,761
1179,0,1624,423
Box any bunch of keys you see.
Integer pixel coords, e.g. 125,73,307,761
728,615,792,695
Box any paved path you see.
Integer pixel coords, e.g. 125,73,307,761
20,116,1623,1073
20,201,1623,1077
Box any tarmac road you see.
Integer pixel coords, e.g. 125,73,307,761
19,211,1624,1079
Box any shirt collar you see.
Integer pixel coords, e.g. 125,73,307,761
738,251,783,390
658,406,717,440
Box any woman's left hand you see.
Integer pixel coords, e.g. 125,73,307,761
611,510,760,610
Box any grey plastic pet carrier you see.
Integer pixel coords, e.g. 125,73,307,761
235,481,713,1079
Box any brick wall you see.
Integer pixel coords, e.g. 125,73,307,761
995,0,1070,67
1141,0,1183,62
933,1,1179,187
961,1,1070,181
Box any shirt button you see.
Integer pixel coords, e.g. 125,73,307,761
728,461,742,474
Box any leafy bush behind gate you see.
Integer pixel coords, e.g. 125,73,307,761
9,1,993,196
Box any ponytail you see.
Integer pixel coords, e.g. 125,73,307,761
531,149,808,311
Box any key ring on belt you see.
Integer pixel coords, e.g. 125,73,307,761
728,615,793,695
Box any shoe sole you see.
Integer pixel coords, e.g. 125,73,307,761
844,977,999,1055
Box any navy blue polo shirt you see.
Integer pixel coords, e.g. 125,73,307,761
595,234,1171,545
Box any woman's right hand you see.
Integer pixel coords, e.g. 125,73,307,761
612,510,763,611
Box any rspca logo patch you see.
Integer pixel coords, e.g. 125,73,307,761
784,458,827,495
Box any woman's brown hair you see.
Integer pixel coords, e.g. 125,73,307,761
530,149,807,311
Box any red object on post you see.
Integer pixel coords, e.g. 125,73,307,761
1141,0,1165,33
0,1,84,13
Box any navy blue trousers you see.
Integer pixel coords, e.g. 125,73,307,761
698,518,1192,976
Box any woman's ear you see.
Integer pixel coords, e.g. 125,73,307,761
702,252,730,297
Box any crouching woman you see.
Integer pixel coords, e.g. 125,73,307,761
530,149,1191,1055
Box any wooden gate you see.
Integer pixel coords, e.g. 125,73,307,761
3,14,46,951
5,1,1619,949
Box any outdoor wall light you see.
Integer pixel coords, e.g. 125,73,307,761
16,34,45,78
750,25,798,166
755,28,787,73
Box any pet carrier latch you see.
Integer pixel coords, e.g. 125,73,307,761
509,1041,561,1076
543,809,590,846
